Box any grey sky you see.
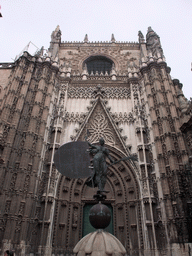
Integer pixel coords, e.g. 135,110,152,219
1,0,191,98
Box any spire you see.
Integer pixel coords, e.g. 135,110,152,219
93,84,105,99
84,34,88,42
111,34,116,42
82,64,89,80
138,30,145,43
51,25,62,42
55,25,60,32
48,26,62,59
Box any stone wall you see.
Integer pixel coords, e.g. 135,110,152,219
0,26,191,256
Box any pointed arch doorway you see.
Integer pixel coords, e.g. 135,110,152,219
52,146,143,255
79,145,142,250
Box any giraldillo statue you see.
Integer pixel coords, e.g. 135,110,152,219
54,136,138,197
86,138,138,193
86,138,114,191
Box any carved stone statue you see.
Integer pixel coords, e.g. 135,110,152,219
138,31,145,43
146,27,163,58
86,138,114,192
111,34,116,42
84,34,88,42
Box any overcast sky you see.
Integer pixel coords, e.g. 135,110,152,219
1,0,191,98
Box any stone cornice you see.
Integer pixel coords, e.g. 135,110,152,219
60,41,140,49
140,60,170,74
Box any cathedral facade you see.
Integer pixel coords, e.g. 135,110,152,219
0,26,192,256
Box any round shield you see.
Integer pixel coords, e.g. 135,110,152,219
54,141,91,179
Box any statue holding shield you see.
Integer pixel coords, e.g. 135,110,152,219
86,138,114,192
54,137,137,200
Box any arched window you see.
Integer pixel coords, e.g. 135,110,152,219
84,56,114,75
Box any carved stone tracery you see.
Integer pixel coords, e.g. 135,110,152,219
67,86,131,99
87,105,115,145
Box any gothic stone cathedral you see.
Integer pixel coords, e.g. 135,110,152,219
0,26,192,256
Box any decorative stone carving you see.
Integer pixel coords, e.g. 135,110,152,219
4,199,11,215
62,186,69,192
118,165,125,172
18,201,25,216
114,179,120,186
111,34,116,42
84,34,88,42
14,201,25,233
67,86,131,99
61,200,67,207
0,217,7,231
87,104,115,145
77,178,83,185
125,174,131,182
23,174,30,194
72,207,78,230
138,31,145,43
146,27,164,59
74,189,80,195
9,172,18,192
38,171,46,198
117,190,123,196
64,112,87,123
34,206,41,220
111,112,135,124
59,223,65,229
128,186,134,193
127,58,139,78
107,169,114,177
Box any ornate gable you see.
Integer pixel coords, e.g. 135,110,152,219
76,97,128,154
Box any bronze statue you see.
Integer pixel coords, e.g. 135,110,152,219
54,135,137,199
86,138,114,192
86,138,138,195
